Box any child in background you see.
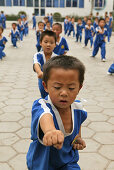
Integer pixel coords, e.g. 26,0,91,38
50,13,53,28
68,17,75,37
84,19,94,49
9,23,19,48
32,13,36,30
91,18,107,62
52,23,69,55
43,17,48,30
105,16,110,42
76,18,84,43
33,30,57,98
45,21,51,30
93,17,99,30
107,63,114,75
96,12,100,19
23,17,29,36
104,12,108,19
27,55,87,170
36,21,44,52
0,26,7,60
82,16,87,28
67,17,72,35
109,12,113,41
64,16,68,35
17,18,24,41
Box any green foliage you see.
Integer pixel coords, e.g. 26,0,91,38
6,14,19,21
18,11,27,17
53,12,62,22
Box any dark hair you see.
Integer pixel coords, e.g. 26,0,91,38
12,23,17,26
78,18,82,21
52,23,62,30
43,55,85,86
0,26,4,32
40,30,57,43
98,18,105,23
38,21,44,26
46,21,50,24
87,18,92,22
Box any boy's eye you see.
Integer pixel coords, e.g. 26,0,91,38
69,88,75,90
54,87,61,90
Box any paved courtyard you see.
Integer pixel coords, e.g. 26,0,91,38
0,22,114,170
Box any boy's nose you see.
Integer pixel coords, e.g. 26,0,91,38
60,90,68,97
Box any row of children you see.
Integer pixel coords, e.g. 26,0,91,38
0,17,29,60
32,13,53,30
0,11,6,29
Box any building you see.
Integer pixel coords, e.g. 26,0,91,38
0,0,113,19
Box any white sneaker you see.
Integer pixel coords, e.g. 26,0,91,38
107,72,112,75
101,59,106,62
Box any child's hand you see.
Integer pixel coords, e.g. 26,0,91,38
43,130,64,149
37,71,43,79
72,137,86,150
3,41,6,45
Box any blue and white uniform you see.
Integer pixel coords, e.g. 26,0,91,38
64,18,68,35
23,20,29,36
0,13,6,29
54,37,69,55
32,15,36,29
17,23,24,41
92,26,107,60
68,22,75,37
50,15,53,27
10,29,19,47
36,30,42,52
105,21,110,42
108,63,114,74
33,51,57,98
76,24,83,42
26,96,87,170
82,20,86,28
84,25,94,47
0,36,7,59
109,16,113,39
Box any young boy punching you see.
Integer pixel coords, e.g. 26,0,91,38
33,30,57,98
27,55,87,170
9,23,19,48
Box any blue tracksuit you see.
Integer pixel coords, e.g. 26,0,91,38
17,23,24,41
84,25,94,47
105,22,110,42
92,26,107,59
64,19,68,35
50,16,53,27
68,22,75,37
0,36,7,59
32,16,36,29
33,51,57,98
109,16,113,38
36,31,42,52
11,29,19,47
82,20,86,28
108,63,114,73
23,21,29,36
26,96,87,170
0,14,6,29
76,24,83,42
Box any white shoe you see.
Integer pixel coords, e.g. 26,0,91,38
101,59,106,62
107,72,112,75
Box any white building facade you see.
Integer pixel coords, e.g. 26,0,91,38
0,0,113,19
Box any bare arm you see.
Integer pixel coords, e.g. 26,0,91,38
33,63,43,79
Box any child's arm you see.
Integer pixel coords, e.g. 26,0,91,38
72,126,86,150
34,63,43,79
9,32,11,37
40,113,64,149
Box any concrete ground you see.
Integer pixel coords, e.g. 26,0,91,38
0,22,114,170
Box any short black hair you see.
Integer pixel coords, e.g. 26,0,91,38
98,18,105,23
40,30,57,43
0,26,4,32
46,21,50,24
38,21,44,26
52,23,62,30
43,55,85,86
12,23,17,26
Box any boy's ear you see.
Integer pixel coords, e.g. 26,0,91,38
42,81,48,92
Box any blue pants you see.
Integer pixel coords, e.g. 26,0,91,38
107,31,110,42
25,27,28,36
38,79,48,98
76,33,82,42
68,29,75,37
33,22,36,29
109,28,112,37
19,31,23,41
0,46,4,59
92,41,106,59
85,36,93,47
108,63,114,73
11,38,17,47
36,44,41,52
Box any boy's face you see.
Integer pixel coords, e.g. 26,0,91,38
18,19,21,23
52,25,62,37
78,19,82,24
87,20,91,25
43,68,81,109
40,35,56,54
38,23,44,30
46,23,50,28
99,20,105,27
12,24,16,29
84,17,87,22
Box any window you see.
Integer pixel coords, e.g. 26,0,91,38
20,0,25,6
13,0,18,6
79,0,84,8
27,0,33,6
60,0,64,7
41,0,45,7
0,0,5,6
35,0,39,7
94,0,104,8
35,9,39,16
72,0,77,7
53,0,58,7
46,0,51,7
66,0,71,7
6,0,12,6
41,9,45,16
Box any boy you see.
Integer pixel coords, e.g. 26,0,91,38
93,17,99,30
50,13,53,28
105,16,110,42
76,18,83,43
36,21,44,52
91,18,107,62
82,16,87,28
9,23,19,48
0,26,7,60
32,13,36,30
45,21,51,30
22,17,29,36
52,23,69,55
84,19,94,49
33,30,57,98
64,16,68,35
96,12,100,19
68,17,75,37
17,18,24,41
27,55,87,170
